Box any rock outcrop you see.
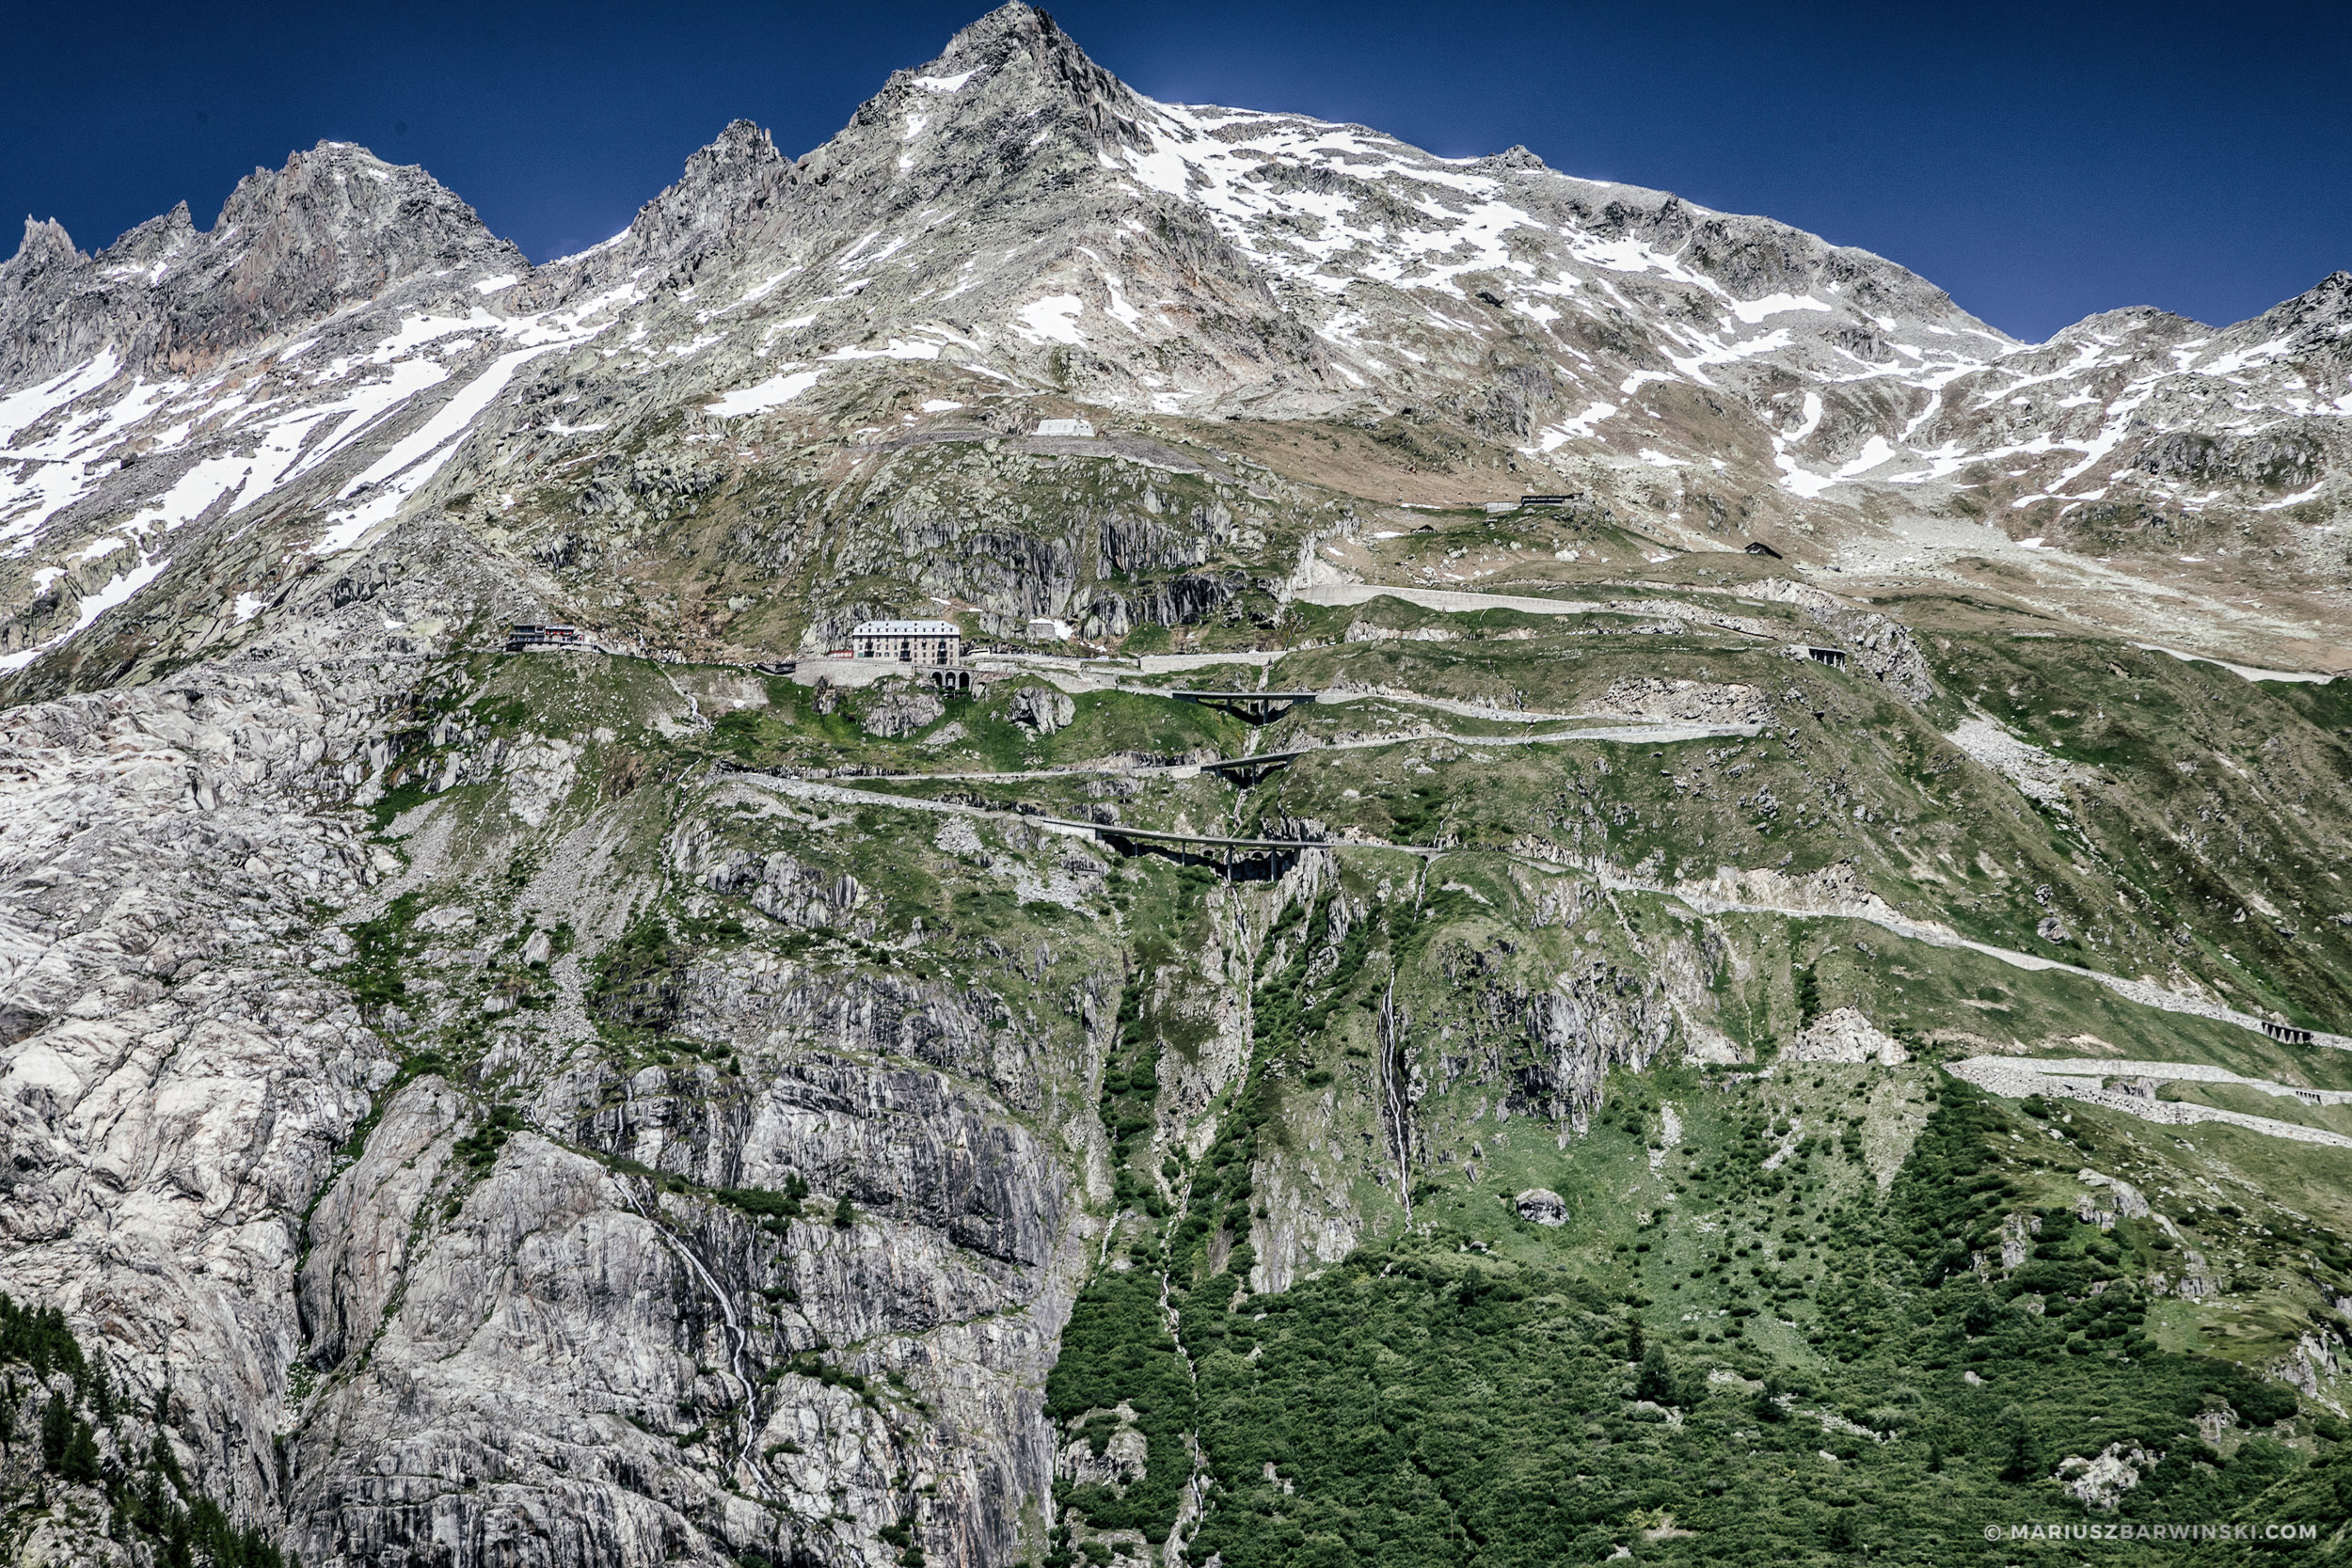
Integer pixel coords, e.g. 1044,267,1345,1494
1784,1007,1908,1066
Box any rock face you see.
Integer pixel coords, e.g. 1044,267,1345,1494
862,687,946,738
673,819,873,929
1510,967,1677,1126
1008,686,1075,734
0,648,1117,1567
1602,679,1771,726
0,665,400,1544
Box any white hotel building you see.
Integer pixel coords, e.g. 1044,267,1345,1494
849,620,961,664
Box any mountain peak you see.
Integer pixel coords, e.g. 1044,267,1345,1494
2287,268,2352,317
0,142,523,382
881,1,1148,153
7,216,78,272
103,201,198,265
1477,145,1550,172
622,119,793,267
2047,303,2211,343
212,141,478,239
2221,268,2352,360
771,0,1149,233
930,2,1064,64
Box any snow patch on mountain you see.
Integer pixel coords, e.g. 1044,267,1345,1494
707,369,825,418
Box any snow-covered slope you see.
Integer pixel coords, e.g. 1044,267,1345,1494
1,1,2348,688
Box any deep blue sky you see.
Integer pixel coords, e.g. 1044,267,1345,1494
6,0,2345,341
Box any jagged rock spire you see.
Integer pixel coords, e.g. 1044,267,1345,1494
0,140,527,380
622,119,792,268
8,216,79,272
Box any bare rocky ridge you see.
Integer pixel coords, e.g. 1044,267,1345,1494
1,3,2347,692
0,143,523,382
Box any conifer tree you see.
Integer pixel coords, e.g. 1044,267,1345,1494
39,1389,70,1470
1633,1342,1677,1406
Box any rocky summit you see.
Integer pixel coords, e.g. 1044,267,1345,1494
3,7,2351,1566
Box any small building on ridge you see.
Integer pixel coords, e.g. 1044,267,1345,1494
507,624,583,652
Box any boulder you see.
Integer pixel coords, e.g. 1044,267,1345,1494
1783,1007,1908,1066
2056,1443,2161,1511
863,688,946,737
1515,1187,1568,1226
1009,686,1076,734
